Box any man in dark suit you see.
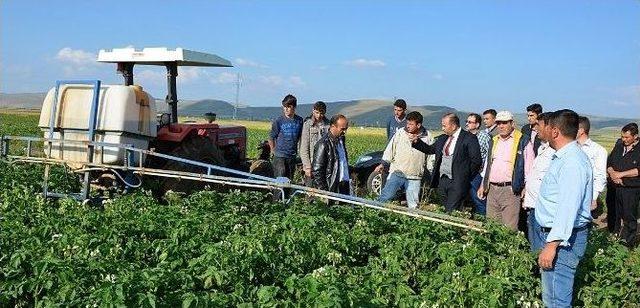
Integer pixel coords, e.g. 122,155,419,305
409,113,482,213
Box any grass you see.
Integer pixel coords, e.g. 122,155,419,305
2,110,624,161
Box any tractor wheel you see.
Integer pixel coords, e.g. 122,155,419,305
249,159,274,178
159,136,226,194
366,170,384,196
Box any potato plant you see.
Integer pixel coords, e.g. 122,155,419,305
1,113,639,306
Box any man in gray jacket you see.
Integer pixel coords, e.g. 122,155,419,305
300,101,330,187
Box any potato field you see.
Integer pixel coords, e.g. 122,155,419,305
1,112,639,307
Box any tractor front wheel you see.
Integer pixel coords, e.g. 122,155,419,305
159,136,226,194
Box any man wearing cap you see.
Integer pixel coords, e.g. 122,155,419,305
478,110,528,230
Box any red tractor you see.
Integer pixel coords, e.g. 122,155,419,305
37,47,258,194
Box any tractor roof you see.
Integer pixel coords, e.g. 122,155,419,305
97,47,233,67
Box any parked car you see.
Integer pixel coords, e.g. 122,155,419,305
351,150,435,200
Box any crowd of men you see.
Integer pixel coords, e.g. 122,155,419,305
267,94,640,307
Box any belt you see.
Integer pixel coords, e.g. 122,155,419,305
540,224,591,233
490,181,512,187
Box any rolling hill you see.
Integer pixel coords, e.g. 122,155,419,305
1,92,636,130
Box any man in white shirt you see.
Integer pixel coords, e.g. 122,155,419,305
522,112,555,245
577,116,608,211
376,111,433,209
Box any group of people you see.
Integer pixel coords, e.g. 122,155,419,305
268,94,640,307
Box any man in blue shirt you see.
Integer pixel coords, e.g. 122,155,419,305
386,99,407,140
533,109,593,307
269,94,304,187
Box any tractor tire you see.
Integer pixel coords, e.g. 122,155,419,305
249,159,274,178
366,169,384,197
159,137,226,194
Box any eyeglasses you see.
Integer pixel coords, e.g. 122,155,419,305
466,120,476,124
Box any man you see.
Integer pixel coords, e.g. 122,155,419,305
466,113,491,215
533,109,593,307
522,112,555,245
312,114,350,195
386,99,407,140
482,109,499,137
521,103,543,182
607,123,640,248
410,113,482,213
576,116,607,211
478,111,527,231
375,111,433,209
300,101,330,187
269,94,304,184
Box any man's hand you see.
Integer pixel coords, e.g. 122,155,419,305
374,164,385,174
538,242,559,270
613,178,624,185
476,188,486,200
304,167,312,178
407,133,419,144
520,188,526,200
590,200,598,211
609,170,621,180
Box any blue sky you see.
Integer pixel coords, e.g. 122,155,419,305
2,1,639,118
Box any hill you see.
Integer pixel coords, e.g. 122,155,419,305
1,92,636,130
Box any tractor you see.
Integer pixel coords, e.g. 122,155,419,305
36,47,261,195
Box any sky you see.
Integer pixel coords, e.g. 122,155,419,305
1,0,639,118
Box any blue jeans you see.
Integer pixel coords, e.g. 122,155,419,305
469,173,486,215
531,218,589,308
378,172,421,209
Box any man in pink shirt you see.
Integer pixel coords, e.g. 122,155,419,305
478,111,528,230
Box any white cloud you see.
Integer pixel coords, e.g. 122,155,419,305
344,58,386,68
56,47,96,65
178,67,203,83
55,47,99,75
211,72,237,84
611,101,630,107
235,58,268,68
136,69,166,86
289,76,306,87
259,75,284,86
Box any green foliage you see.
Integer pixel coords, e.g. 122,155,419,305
1,112,639,306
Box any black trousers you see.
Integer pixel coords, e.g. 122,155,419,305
615,187,640,247
438,176,467,213
272,156,297,200
606,183,619,233
273,156,297,180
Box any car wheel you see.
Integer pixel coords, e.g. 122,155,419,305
366,170,384,196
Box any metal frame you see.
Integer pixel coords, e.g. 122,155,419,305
1,77,483,232
1,135,484,232
44,80,101,200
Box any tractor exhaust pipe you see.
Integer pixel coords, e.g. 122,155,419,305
165,62,178,123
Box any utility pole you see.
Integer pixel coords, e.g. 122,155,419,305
233,73,242,120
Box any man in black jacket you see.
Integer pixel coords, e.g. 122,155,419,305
409,113,482,213
312,114,350,194
607,123,640,247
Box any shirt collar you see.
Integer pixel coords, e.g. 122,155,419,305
579,138,593,147
553,141,578,159
498,129,515,141
452,127,462,139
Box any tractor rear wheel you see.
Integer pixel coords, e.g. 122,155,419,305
159,136,226,194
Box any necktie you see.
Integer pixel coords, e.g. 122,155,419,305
444,135,453,156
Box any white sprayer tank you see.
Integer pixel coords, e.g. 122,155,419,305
38,84,157,169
